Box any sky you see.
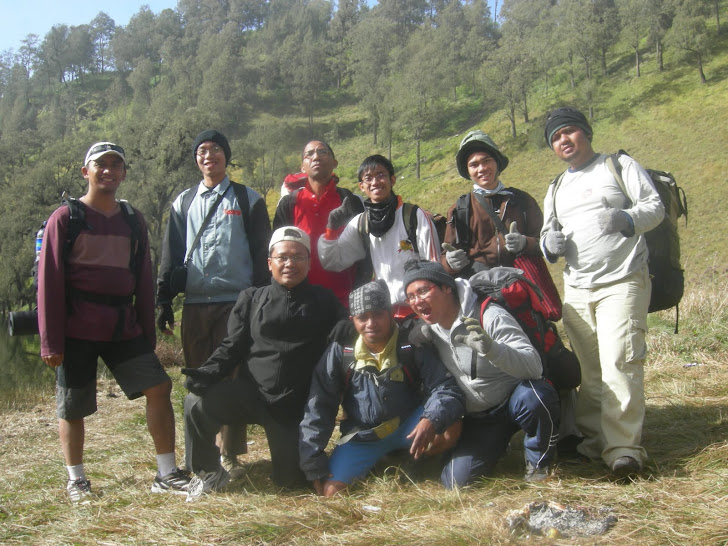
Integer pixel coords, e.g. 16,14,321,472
0,0,178,53
0,0,498,55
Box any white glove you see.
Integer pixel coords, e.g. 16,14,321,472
442,243,469,272
504,221,527,254
544,219,566,256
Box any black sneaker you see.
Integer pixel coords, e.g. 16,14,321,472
611,456,641,479
67,478,94,504
151,468,192,495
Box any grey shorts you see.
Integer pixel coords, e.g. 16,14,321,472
55,336,170,420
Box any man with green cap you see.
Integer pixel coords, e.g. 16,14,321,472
541,107,664,478
440,130,545,277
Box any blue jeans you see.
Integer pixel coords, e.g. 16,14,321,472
441,379,559,489
328,406,424,484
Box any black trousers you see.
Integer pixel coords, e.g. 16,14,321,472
184,377,305,488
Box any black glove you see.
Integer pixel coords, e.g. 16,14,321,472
181,366,222,397
408,321,434,347
327,196,359,230
327,318,357,345
156,304,174,333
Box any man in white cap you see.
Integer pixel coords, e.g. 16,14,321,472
182,226,347,497
38,142,190,503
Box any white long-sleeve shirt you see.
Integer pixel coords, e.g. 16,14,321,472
540,153,665,288
318,204,441,304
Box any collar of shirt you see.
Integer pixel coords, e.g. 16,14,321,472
352,327,399,373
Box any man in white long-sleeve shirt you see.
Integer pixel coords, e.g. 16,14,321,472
540,107,665,478
318,155,440,321
404,260,560,488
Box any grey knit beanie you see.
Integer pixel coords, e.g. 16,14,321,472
403,260,457,293
349,280,391,317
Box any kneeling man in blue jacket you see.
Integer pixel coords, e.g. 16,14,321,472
299,280,464,497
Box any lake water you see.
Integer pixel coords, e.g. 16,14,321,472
0,319,55,401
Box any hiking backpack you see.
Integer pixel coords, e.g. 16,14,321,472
469,267,581,391
551,151,688,332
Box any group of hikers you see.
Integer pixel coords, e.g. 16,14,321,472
36,106,665,503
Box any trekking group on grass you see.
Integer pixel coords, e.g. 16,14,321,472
36,106,668,503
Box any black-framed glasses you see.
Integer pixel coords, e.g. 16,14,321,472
303,147,330,159
360,172,390,185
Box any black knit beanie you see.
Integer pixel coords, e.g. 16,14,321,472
544,107,593,148
403,260,457,293
192,129,231,165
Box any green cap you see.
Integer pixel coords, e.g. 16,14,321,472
456,130,509,179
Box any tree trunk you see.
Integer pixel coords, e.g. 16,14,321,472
416,137,421,180
697,54,707,83
657,39,663,71
509,106,516,138
634,47,641,78
522,93,529,123
493,0,498,21
601,47,608,76
373,115,378,145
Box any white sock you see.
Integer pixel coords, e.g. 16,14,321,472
67,463,85,482
156,453,176,477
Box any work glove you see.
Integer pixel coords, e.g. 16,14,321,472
544,219,566,257
327,318,357,345
327,196,359,230
453,317,493,354
156,304,174,334
408,321,434,347
442,242,469,272
598,197,633,236
181,366,222,397
504,221,527,254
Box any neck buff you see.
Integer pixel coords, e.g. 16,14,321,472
366,193,399,237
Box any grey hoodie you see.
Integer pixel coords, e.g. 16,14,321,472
429,278,542,413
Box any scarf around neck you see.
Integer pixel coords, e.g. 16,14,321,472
365,193,399,237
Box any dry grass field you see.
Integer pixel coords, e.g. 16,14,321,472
1,279,726,545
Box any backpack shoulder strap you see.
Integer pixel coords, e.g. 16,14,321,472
396,342,417,385
180,186,197,218
341,345,356,392
606,151,631,206
401,202,420,255
451,194,471,248
62,197,88,263
230,181,251,235
549,171,568,223
118,200,141,272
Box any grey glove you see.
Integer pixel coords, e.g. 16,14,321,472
453,317,492,354
544,219,566,257
327,196,359,230
408,321,434,347
442,242,469,272
598,197,633,236
504,221,527,254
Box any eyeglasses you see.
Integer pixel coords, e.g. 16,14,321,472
360,172,390,185
196,145,223,157
270,255,309,264
406,284,436,304
303,147,330,159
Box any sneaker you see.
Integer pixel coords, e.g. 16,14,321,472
186,466,230,501
221,455,246,480
611,456,641,479
524,462,550,482
151,467,192,495
67,478,94,504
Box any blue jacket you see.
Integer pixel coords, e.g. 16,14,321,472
299,332,464,481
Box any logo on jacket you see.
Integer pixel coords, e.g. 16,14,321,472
224,209,242,216
398,239,414,253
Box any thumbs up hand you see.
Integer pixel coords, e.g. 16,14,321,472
442,242,469,272
504,221,527,254
544,219,566,256
598,196,633,236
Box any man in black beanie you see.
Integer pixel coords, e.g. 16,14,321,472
541,107,664,479
156,129,272,474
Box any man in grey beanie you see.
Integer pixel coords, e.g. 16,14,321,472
156,129,272,474
404,260,560,487
299,279,464,497
541,107,664,478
